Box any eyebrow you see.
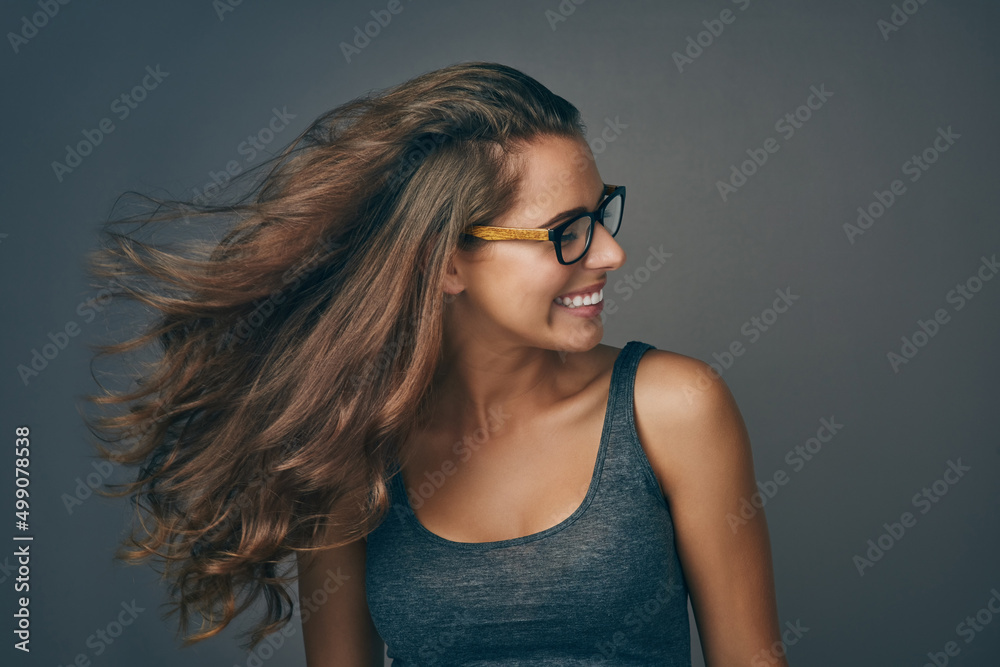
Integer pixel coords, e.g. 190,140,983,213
535,185,607,229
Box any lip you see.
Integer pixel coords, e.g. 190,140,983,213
556,280,607,300
553,297,604,317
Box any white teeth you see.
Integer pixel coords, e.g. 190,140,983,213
555,289,603,309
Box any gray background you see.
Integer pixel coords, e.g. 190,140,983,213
2,0,998,665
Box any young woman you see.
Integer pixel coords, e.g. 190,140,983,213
85,62,787,666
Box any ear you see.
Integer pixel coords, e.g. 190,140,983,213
441,251,465,296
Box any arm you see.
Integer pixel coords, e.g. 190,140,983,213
297,536,385,667
634,351,788,667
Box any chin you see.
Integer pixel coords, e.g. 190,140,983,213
554,320,604,354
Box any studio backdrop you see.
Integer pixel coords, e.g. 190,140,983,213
2,0,998,665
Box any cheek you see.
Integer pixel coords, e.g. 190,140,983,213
475,255,566,311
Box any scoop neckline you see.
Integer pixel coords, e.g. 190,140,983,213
391,343,630,550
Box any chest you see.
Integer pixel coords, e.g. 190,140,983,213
398,393,615,544
365,450,691,665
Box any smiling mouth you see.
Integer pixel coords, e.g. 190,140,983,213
553,288,604,309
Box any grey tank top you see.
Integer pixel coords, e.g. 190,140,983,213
365,341,691,665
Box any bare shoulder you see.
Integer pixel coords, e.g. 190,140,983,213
632,348,752,498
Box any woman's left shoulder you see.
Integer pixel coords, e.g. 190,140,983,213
631,346,750,491
633,345,741,417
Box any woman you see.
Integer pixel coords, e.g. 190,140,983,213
85,62,787,666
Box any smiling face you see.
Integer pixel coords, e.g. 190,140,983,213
442,133,627,354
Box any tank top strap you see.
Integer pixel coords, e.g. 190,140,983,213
600,340,669,508
609,340,656,425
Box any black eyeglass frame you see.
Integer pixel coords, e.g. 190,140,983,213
462,184,626,265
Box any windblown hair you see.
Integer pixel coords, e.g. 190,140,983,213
83,62,586,647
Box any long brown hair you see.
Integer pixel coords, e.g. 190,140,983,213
82,62,586,647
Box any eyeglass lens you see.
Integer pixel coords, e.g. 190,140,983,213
559,190,624,263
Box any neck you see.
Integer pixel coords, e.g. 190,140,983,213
430,314,566,436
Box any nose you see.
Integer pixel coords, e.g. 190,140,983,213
581,221,626,270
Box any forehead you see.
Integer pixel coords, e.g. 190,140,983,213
515,134,599,191
509,134,603,225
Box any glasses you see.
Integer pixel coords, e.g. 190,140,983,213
462,184,626,265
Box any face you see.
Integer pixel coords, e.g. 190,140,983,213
443,133,627,354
